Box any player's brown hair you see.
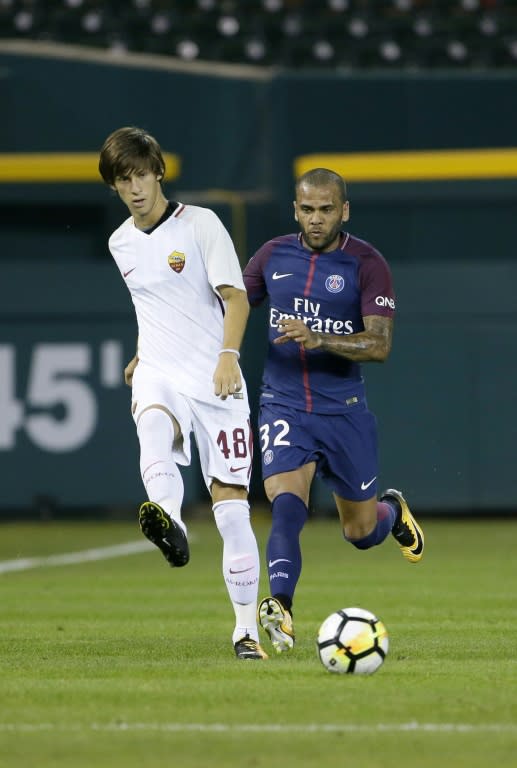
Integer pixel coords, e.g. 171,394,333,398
98,126,166,186
296,168,347,203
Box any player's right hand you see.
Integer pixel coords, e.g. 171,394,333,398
275,319,322,350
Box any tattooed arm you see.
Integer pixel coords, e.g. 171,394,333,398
274,315,393,362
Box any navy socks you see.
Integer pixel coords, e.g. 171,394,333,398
266,493,309,609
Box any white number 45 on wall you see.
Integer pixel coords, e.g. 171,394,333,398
0,341,122,453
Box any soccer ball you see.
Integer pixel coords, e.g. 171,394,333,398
316,606,389,675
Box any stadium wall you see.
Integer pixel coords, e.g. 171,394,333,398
0,43,516,515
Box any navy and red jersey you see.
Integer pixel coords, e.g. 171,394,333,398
243,231,396,415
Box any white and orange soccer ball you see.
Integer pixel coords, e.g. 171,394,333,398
316,607,389,675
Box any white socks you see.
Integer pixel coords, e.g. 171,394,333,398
213,499,260,643
137,408,261,645
137,408,186,533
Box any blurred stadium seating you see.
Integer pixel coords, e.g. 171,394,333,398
0,0,515,69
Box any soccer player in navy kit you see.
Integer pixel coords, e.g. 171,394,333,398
243,168,424,654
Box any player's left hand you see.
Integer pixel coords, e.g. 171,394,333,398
275,319,321,350
124,354,139,386
213,352,243,399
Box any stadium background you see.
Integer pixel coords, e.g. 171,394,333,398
1,0,516,518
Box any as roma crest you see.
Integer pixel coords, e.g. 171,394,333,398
168,251,185,273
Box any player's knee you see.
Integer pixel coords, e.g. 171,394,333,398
137,406,176,443
211,479,248,505
264,475,311,506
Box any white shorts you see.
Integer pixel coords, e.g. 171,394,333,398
131,363,252,491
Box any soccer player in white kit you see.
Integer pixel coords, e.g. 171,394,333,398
99,126,267,660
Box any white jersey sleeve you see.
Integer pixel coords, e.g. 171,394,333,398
186,206,245,293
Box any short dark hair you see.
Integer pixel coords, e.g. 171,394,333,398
98,126,166,186
295,168,347,203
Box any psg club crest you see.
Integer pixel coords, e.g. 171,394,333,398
168,250,185,273
325,274,345,293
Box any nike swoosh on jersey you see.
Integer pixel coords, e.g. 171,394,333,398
230,465,247,473
268,558,291,567
361,476,377,491
123,267,136,278
272,272,293,280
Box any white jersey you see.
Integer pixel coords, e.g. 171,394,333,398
109,202,247,404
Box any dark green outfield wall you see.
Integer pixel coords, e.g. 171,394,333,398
0,48,516,513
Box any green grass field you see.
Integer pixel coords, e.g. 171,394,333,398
0,516,516,767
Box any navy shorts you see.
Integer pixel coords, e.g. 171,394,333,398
258,401,378,501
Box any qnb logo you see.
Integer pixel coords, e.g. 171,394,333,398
375,296,396,309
